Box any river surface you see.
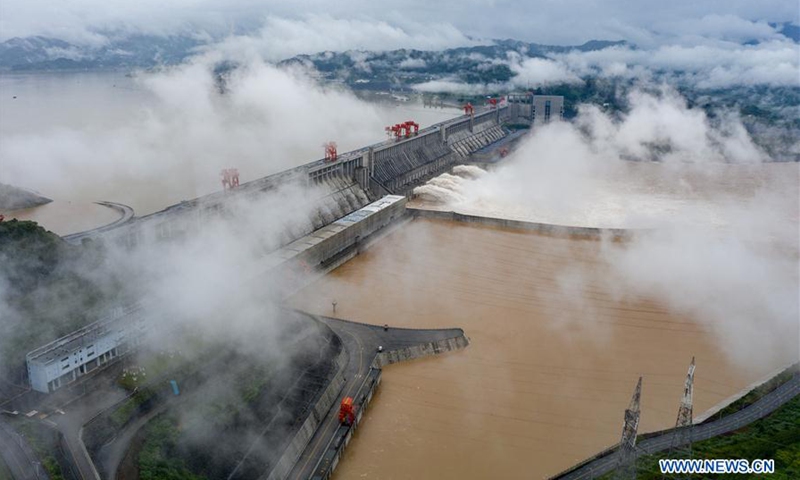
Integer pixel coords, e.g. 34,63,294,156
3,201,122,235
291,219,798,479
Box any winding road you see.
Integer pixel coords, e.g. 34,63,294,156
62,201,134,245
0,418,50,480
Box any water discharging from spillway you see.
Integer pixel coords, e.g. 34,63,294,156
413,162,800,232
452,164,488,179
290,219,798,479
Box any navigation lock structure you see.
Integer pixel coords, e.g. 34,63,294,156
2,88,798,480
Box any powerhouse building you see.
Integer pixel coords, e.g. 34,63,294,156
532,95,564,126
506,93,565,126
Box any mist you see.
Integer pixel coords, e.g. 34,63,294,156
3,0,796,48
1,118,346,477
0,48,412,477
413,38,799,97
415,87,799,371
0,56,451,215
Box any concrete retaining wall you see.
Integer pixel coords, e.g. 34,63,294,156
409,208,636,240
309,331,469,480
312,352,349,424
265,348,348,480
309,368,382,480
264,196,409,299
373,331,470,368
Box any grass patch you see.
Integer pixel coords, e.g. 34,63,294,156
0,455,12,480
110,387,157,428
14,420,66,480
138,414,204,480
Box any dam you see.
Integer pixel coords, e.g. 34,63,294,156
5,92,799,480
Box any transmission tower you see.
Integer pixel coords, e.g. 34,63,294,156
676,356,695,428
615,376,642,480
664,357,696,475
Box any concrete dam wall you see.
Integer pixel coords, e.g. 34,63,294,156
371,130,457,194
92,167,374,251
446,108,510,158
68,106,511,254
265,347,349,480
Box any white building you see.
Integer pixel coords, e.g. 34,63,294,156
26,305,147,393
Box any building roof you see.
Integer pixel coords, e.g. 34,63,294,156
26,304,143,365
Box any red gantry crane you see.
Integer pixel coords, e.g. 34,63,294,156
385,120,420,140
324,142,338,162
404,120,419,137
463,102,474,115
221,168,240,190
339,396,356,425
385,123,401,139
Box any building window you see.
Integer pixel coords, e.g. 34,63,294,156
544,100,551,123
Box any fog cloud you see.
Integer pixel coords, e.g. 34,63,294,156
414,88,799,370
208,15,480,62
557,39,800,89
413,36,799,95
2,0,796,48
0,57,450,214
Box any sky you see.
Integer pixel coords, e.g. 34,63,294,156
0,0,797,48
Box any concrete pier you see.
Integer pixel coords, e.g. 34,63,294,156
408,206,637,239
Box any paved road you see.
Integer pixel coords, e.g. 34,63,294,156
0,418,49,480
287,314,465,480
95,401,169,479
49,388,128,480
554,373,800,480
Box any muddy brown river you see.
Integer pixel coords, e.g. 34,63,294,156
291,219,798,479
1,200,122,235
